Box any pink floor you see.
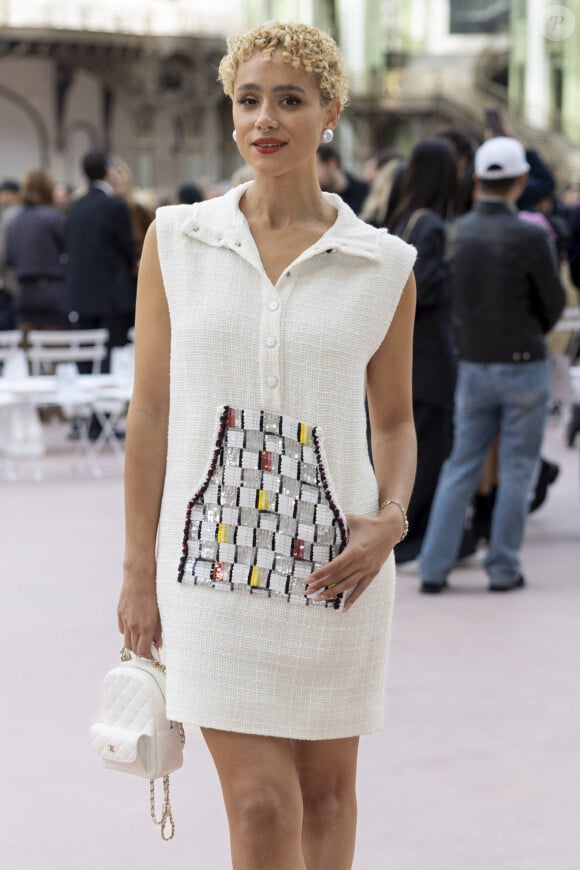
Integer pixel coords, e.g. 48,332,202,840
2,422,579,869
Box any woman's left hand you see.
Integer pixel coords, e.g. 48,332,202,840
305,513,402,611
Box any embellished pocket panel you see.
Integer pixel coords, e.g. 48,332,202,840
178,407,349,608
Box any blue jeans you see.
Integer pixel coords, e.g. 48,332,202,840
419,360,549,587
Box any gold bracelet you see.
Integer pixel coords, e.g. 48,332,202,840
379,498,409,542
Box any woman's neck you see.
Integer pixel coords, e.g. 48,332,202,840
240,165,335,231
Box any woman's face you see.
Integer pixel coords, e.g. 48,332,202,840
232,49,339,178
107,164,127,197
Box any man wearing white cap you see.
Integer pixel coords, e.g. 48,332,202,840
419,137,565,593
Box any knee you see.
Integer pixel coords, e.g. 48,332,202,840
301,781,356,828
231,784,302,843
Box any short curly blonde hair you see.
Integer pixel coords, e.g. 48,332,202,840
218,22,349,110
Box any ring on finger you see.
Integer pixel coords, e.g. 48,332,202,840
315,578,356,600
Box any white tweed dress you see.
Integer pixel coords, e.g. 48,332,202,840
155,182,416,740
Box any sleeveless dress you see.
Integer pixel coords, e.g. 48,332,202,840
155,182,416,740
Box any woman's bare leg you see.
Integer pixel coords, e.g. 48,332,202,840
291,736,359,870
202,728,307,870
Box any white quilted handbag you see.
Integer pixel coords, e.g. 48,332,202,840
90,647,185,840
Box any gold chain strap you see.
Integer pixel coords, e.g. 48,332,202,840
120,647,185,841
120,647,166,672
149,723,185,841
149,776,175,841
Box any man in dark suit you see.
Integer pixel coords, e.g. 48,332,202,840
65,149,135,366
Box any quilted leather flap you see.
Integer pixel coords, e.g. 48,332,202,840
90,722,144,764
99,666,162,733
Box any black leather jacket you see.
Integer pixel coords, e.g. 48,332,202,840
446,200,565,363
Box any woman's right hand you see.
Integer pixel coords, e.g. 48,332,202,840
117,568,162,659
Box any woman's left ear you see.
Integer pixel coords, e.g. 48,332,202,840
324,99,341,130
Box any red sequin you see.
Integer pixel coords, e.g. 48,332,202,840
213,562,225,581
293,539,305,560
261,451,274,472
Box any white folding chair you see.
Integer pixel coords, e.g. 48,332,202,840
91,346,134,460
26,330,110,476
26,329,109,375
0,343,45,480
0,330,23,370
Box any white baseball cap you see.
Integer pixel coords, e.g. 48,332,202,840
474,137,530,180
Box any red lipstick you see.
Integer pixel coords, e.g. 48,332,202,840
252,138,286,154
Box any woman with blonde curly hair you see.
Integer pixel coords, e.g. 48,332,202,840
117,22,417,868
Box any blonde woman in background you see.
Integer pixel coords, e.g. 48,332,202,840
109,156,153,266
359,151,405,227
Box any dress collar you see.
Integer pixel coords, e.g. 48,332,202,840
180,181,384,264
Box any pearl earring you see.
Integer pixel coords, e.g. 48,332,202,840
232,130,238,143
321,128,334,144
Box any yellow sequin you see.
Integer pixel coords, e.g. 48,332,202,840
257,490,270,511
217,524,229,544
299,424,312,445
250,566,262,587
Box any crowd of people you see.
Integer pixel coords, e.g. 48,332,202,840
314,123,579,592
0,157,217,340
1,112,579,587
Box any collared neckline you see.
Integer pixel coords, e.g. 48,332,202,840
180,181,384,266
91,180,114,196
474,199,518,215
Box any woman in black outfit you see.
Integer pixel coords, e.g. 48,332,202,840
5,170,68,334
387,139,458,563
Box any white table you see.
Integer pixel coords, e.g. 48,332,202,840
0,373,132,400
0,374,133,476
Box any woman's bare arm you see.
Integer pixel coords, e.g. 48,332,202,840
117,221,170,656
305,272,417,609
367,271,417,532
